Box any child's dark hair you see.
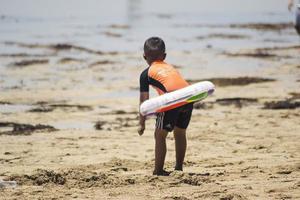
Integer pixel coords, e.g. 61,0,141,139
144,37,165,61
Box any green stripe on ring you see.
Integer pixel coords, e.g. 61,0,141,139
187,92,208,102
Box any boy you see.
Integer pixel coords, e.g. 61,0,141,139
138,37,193,176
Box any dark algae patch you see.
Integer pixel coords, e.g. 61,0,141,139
195,98,300,110
28,107,54,113
88,60,116,68
224,51,278,58
264,100,300,109
10,59,49,67
0,101,12,105
0,122,57,135
48,104,92,111
289,92,300,100
194,98,258,109
108,24,130,29
94,121,106,130
197,33,250,40
229,22,293,31
94,116,138,131
223,45,299,59
33,102,93,112
173,22,293,31
26,103,93,113
216,98,258,108
263,91,300,109
0,53,48,58
58,57,84,64
4,41,118,55
103,31,122,38
256,45,300,51
187,77,275,87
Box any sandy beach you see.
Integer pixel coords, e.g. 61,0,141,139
1,0,300,199
0,42,299,199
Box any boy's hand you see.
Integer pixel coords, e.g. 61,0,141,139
138,114,146,136
138,92,149,136
138,124,145,136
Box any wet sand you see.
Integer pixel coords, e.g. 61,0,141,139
0,23,300,199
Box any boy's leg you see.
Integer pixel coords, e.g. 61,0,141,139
153,128,168,175
173,103,193,171
154,110,179,175
173,126,187,171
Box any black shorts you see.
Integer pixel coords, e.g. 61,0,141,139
156,103,193,132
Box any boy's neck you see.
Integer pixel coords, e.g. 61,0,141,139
150,60,165,66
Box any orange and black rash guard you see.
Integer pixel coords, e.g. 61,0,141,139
140,61,189,95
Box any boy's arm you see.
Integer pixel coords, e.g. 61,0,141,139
138,68,150,136
138,92,149,136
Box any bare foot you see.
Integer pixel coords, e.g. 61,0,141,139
153,169,171,176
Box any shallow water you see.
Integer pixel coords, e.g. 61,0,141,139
0,0,299,103
50,120,95,130
0,0,298,53
0,104,35,113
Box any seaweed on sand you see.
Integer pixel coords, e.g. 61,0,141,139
0,122,57,135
